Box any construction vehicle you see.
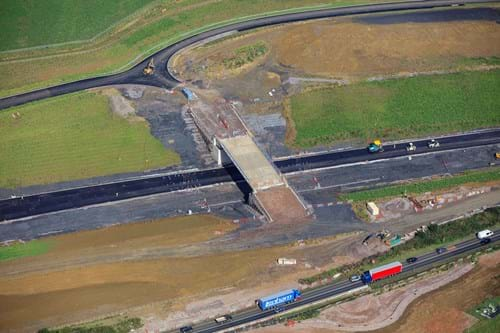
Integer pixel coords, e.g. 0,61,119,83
406,142,416,152
368,139,383,153
496,152,500,159
143,58,155,75
428,139,440,148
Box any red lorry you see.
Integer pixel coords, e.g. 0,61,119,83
361,261,403,283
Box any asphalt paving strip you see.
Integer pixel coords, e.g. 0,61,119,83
179,231,500,333
1,0,498,110
1,129,499,221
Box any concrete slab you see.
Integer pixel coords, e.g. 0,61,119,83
220,135,283,190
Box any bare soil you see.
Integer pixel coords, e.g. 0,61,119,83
0,215,378,332
374,251,500,333
0,215,237,331
175,15,500,84
256,185,309,223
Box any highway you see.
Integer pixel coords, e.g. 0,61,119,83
1,129,499,221
0,0,498,110
173,231,500,333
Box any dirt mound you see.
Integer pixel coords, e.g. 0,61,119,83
255,185,309,223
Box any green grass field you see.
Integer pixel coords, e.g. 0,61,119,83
466,316,500,333
340,168,500,203
290,70,500,147
0,0,384,98
0,92,179,188
0,0,155,51
0,240,52,262
466,297,500,333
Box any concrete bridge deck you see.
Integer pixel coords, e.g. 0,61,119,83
219,135,283,190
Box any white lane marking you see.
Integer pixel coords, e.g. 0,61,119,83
208,200,244,207
285,143,500,177
297,178,381,193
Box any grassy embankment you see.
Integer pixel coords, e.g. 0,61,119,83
0,91,179,188
466,297,500,333
340,168,500,203
299,206,500,285
0,0,155,51
0,240,52,262
288,70,500,147
38,317,142,333
0,0,386,98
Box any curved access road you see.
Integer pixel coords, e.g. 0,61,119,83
0,0,498,110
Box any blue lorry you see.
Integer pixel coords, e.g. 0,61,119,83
256,289,301,311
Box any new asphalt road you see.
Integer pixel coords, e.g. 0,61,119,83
0,0,498,110
1,129,499,221
173,231,500,333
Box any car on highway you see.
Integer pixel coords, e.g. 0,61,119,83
214,314,232,323
428,139,440,148
179,326,193,333
406,257,418,264
406,142,416,152
350,274,361,282
477,229,494,239
436,247,447,254
480,238,492,245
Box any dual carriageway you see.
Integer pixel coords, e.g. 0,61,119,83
1,129,499,221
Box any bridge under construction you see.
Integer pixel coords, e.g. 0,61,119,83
186,89,309,223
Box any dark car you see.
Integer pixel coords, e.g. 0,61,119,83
436,247,447,254
350,274,362,282
406,257,418,264
480,238,492,245
274,306,285,313
180,326,193,333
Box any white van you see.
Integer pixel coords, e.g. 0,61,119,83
476,229,494,239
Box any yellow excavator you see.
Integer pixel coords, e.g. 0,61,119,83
143,58,155,75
